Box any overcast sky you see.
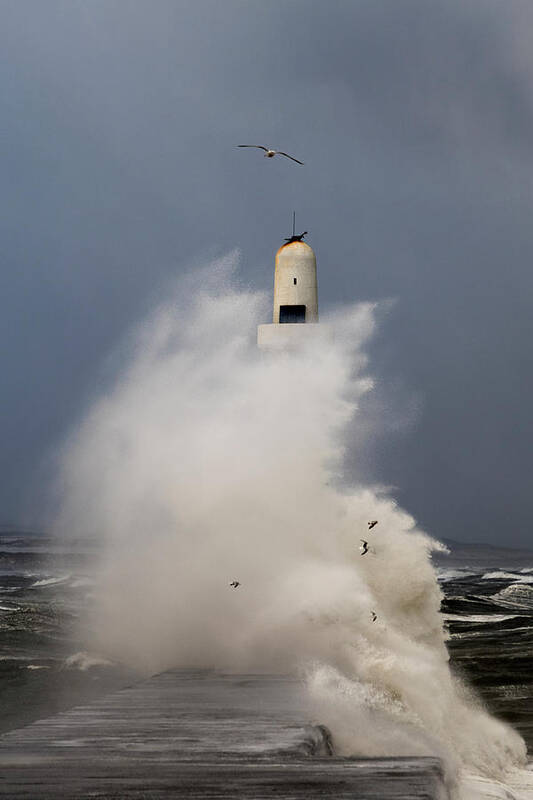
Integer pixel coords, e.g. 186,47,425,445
2,0,533,546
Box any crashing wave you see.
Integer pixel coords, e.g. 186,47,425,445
54,257,528,797
491,583,533,611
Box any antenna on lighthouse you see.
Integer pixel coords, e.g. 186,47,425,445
284,212,308,244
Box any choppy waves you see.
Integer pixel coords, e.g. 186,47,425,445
482,571,533,584
438,561,533,798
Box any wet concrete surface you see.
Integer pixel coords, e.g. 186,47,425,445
0,669,447,798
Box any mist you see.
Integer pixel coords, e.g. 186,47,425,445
54,254,526,795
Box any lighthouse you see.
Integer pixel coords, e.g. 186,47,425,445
257,233,319,350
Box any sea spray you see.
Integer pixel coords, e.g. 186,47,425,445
54,254,527,795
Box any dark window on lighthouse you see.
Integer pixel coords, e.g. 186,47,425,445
280,305,306,323
293,277,297,285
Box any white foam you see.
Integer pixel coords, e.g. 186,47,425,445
436,568,477,582
492,584,533,609
31,575,70,587
461,763,533,800
443,614,516,623
64,651,114,671
482,571,533,583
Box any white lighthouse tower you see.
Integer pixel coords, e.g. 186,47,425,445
257,231,319,350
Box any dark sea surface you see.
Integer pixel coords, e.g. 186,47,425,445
1,530,533,796
0,530,138,734
434,540,533,755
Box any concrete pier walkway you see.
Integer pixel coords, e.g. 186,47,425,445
0,669,448,798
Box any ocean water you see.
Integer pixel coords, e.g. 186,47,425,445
435,548,533,755
1,528,533,798
435,546,533,798
0,530,138,734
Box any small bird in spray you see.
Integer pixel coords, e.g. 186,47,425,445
371,611,377,622
229,581,241,589
359,540,369,555
237,145,304,165
368,520,378,530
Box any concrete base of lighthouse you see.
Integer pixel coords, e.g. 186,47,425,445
257,323,326,351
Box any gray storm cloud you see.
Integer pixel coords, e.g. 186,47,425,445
2,0,533,547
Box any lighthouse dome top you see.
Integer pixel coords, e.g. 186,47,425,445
275,239,317,281
275,239,315,258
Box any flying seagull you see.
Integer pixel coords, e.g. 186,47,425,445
359,540,369,556
229,580,241,589
368,520,378,530
371,611,377,622
238,145,304,165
